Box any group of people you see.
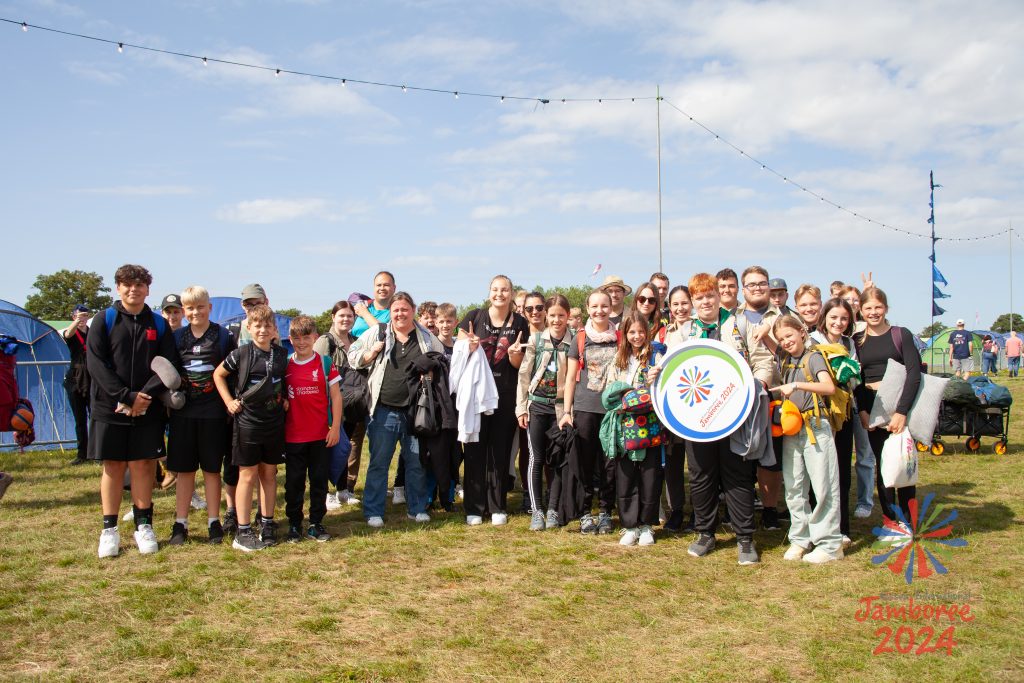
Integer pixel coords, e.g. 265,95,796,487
75,263,925,566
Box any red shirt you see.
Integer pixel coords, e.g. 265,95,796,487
285,354,340,443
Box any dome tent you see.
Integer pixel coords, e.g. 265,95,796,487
0,300,73,451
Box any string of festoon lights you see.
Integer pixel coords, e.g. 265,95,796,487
5,16,1018,244
660,98,1016,244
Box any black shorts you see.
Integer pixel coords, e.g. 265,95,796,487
167,415,230,474
88,418,166,462
233,429,286,467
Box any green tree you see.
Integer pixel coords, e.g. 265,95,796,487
991,313,1024,333
275,307,303,319
314,309,334,335
24,269,112,320
920,321,946,340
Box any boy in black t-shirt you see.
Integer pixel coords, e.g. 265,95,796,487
166,286,238,546
213,304,288,552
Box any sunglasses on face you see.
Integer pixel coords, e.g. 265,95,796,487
523,305,545,313
635,296,657,305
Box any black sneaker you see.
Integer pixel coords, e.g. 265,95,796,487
663,509,684,533
207,520,224,545
580,514,598,534
223,510,238,536
286,525,302,543
70,456,88,466
737,537,760,565
232,528,265,553
259,520,279,547
168,522,188,546
596,512,614,535
761,507,781,531
777,507,791,521
688,533,716,557
306,523,331,542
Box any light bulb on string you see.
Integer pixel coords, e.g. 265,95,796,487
341,78,346,87
21,21,27,31
500,96,505,103
202,57,207,66
117,42,123,53
402,85,407,92
275,68,281,77
454,91,459,99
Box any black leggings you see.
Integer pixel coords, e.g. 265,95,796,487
616,449,664,528
574,410,616,516
526,407,560,513
463,399,518,516
834,419,854,536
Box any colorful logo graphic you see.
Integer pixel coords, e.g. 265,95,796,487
652,340,755,442
677,366,713,406
871,493,968,584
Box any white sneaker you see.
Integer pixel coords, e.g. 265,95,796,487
98,528,120,558
455,485,464,501
784,544,809,561
122,509,134,522
339,489,360,505
408,512,431,523
391,486,406,505
638,526,656,546
619,528,639,546
491,512,508,526
366,516,385,528
325,492,341,511
803,547,844,564
853,505,872,519
133,524,159,554
190,491,207,510
466,515,483,526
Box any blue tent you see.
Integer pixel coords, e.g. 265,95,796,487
0,300,74,451
207,296,293,352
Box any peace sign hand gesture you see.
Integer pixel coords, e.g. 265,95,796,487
466,321,480,354
510,331,526,356
861,271,875,291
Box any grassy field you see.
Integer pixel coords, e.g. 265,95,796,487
1,379,1023,682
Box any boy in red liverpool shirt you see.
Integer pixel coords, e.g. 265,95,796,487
284,316,343,542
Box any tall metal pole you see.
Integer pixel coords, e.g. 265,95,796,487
1011,222,1015,332
656,84,663,273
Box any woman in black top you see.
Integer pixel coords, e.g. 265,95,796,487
457,275,530,525
854,287,921,525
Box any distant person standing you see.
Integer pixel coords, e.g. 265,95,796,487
948,319,974,378
62,304,92,465
1005,330,1022,377
598,276,631,329
981,335,999,376
160,294,185,332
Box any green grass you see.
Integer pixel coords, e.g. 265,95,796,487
2,379,1024,681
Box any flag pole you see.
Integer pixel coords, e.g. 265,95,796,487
656,84,663,273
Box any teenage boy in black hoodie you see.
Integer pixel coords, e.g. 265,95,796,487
88,264,180,559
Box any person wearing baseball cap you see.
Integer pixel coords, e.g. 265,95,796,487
768,278,794,317
948,319,973,378
228,284,270,346
160,293,184,332
598,275,632,329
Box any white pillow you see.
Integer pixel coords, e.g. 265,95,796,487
868,359,949,446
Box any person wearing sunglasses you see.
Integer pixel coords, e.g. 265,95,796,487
629,281,665,338
515,292,548,513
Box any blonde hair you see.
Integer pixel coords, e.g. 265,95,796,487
794,284,821,304
435,303,457,320
180,285,210,306
772,314,806,339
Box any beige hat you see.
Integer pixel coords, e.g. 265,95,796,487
598,275,633,296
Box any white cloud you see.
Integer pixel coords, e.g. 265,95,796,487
75,185,196,196
65,61,124,85
469,204,525,220
380,34,516,73
387,189,436,214
216,198,330,224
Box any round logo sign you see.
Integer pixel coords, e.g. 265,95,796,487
652,339,756,442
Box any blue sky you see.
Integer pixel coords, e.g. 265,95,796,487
2,0,1022,332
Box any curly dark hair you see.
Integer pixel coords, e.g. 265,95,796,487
113,264,152,286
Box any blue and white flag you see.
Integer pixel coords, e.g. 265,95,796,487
932,264,948,286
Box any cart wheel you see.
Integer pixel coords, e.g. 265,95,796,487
966,437,981,452
994,440,1008,455
931,442,945,456
916,441,929,452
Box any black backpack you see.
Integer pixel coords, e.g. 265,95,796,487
325,328,375,422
